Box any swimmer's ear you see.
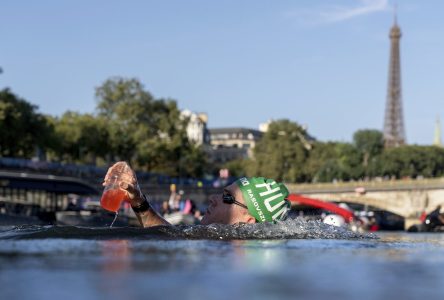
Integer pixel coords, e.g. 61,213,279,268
245,215,256,224
242,209,256,223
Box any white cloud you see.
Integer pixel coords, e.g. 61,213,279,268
320,0,389,22
286,0,390,25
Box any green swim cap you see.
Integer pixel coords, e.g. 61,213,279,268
235,177,290,223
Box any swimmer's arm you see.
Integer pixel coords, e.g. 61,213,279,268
104,161,170,227
120,182,171,227
131,193,171,227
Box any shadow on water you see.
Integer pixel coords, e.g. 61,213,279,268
0,217,377,240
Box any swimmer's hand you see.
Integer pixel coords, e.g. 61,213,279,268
103,161,146,208
103,161,170,227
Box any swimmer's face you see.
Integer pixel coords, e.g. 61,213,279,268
200,182,256,225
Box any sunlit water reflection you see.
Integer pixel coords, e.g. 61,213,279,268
1,220,444,300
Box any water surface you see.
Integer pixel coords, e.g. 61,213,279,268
1,220,443,300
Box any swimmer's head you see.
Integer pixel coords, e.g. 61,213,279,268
234,177,290,223
200,177,290,225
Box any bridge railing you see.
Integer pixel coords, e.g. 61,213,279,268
286,177,444,193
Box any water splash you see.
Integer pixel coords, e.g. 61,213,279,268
0,217,377,240
170,218,377,240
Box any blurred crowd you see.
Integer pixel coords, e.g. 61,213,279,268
159,185,203,223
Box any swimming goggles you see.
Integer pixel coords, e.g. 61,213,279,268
222,190,248,210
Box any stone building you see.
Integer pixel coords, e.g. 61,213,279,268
181,109,210,146
207,128,263,163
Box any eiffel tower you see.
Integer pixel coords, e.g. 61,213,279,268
383,13,406,148
434,116,442,147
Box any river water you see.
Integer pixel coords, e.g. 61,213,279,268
1,219,444,300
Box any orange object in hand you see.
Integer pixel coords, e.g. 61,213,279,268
101,162,131,212
100,188,128,212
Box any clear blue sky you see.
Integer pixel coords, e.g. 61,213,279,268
1,0,443,144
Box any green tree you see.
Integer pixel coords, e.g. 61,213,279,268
306,142,362,182
51,111,110,164
380,145,444,178
304,142,337,182
95,77,208,177
95,77,153,161
335,142,363,180
223,158,248,178
353,129,384,168
0,89,53,158
251,119,309,182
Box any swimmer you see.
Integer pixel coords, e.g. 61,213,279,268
103,161,291,227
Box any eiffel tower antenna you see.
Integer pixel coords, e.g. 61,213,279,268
434,116,442,147
394,2,398,24
383,4,406,148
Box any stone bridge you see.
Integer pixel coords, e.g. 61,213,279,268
286,178,444,229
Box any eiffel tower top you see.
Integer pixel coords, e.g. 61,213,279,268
434,116,442,147
390,5,401,38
